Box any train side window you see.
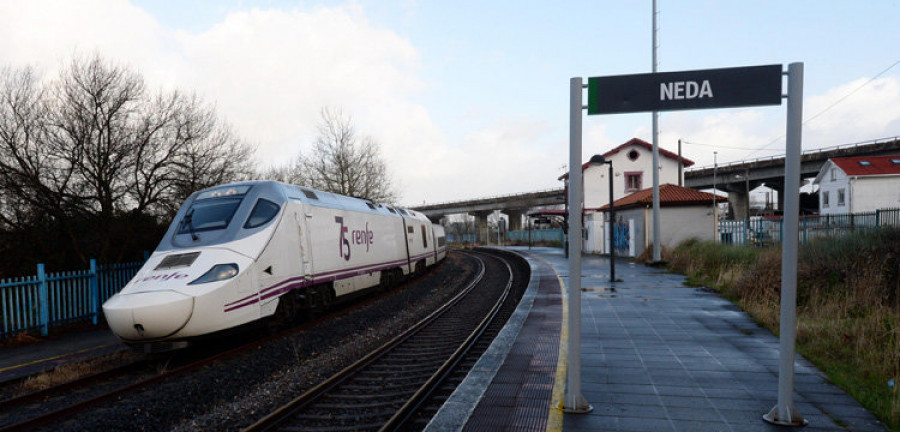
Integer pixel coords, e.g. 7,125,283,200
421,225,427,248
244,199,281,229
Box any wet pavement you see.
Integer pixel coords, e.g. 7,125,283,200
524,246,886,432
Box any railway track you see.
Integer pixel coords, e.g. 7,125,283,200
243,249,526,432
0,270,441,432
0,333,273,432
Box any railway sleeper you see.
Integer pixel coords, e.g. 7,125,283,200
315,399,406,410
286,420,389,431
350,372,434,383
328,390,412,400
386,346,458,357
341,383,410,392
364,365,442,376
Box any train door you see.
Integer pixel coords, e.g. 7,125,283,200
295,211,314,279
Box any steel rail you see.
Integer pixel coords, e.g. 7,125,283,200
378,250,513,432
242,251,493,432
0,292,367,432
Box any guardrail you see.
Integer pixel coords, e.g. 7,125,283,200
718,208,900,246
409,187,565,210
1,259,144,339
687,135,900,171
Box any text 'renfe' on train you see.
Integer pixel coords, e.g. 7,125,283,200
103,181,447,352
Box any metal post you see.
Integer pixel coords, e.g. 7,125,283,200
608,162,616,282
90,259,99,325
37,263,49,336
564,77,591,413
745,168,751,220
713,151,718,242
651,0,662,262
764,62,807,427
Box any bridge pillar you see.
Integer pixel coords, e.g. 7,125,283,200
471,210,492,244
728,190,750,220
504,209,525,231
425,213,446,224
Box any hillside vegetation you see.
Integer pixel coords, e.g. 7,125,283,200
667,229,899,430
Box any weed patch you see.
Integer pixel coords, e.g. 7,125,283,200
668,228,900,430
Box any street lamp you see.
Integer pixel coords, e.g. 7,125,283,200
589,155,615,282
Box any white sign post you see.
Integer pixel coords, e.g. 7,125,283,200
563,77,592,413
569,63,806,426
763,62,808,427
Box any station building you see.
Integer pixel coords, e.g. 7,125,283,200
559,138,723,256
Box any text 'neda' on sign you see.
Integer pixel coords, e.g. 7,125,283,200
660,80,713,101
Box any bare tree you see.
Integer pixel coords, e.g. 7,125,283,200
298,107,398,203
0,54,257,270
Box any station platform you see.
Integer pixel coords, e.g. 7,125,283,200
0,328,125,384
425,246,888,432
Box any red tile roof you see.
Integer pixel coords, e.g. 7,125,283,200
830,155,900,176
603,138,695,167
595,183,726,211
559,138,695,180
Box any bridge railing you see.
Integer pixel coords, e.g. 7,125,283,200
1,259,144,339
687,135,900,172
411,187,564,210
718,208,900,246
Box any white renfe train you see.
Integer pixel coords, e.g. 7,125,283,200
102,181,446,352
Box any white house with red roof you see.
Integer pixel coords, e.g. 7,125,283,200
559,138,695,209
813,155,900,215
558,138,719,255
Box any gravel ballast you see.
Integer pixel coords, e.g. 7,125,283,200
49,252,477,432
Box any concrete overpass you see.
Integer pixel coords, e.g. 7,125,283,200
412,137,900,238
411,188,565,242
685,137,900,218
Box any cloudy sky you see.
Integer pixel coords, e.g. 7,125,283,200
1,0,898,205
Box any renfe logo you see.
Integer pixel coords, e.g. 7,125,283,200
141,272,189,282
335,216,374,261
660,80,713,101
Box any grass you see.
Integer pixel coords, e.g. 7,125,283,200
20,350,141,392
667,229,900,431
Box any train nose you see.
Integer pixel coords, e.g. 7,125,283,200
103,290,194,340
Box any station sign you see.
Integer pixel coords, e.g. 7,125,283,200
587,64,782,115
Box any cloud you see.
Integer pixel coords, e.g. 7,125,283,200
176,5,437,167
0,0,449,203
804,76,900,146
0,0,176,79
406,118,562,205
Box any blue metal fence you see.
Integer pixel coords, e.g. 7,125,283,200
0,259,144,339
508,228,565,244
718,208,900,246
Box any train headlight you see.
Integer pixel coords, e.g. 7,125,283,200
188,264,239,285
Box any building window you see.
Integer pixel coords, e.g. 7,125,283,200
627,149,640,161
625,172,642,192
822,191,829,208
837,188,846,206
830,168,837,181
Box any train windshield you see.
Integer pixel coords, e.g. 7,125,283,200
177,186,251,235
